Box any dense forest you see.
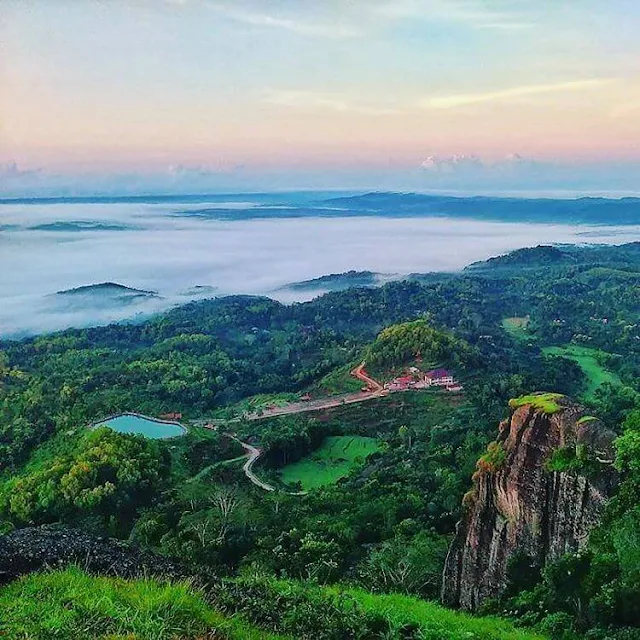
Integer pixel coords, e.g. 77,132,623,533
0,242,638,639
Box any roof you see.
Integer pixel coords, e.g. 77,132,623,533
425,368,451,379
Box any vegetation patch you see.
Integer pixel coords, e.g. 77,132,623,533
542,345,621,400
312,363,364,395
544,444,606,476
577,415,598,426
509,393,565,415
340,587,546,640
0,567,282,640
502,316,531,340
365,319,474,373
219,575,546,640
279,435,381,490
477,441,508,473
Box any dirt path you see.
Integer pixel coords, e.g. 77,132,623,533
350,362,383,392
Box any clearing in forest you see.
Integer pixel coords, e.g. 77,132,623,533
502,316,531,340
279,435,381,490
542,344,621,399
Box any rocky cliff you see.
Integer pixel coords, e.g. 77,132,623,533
442,393,618,611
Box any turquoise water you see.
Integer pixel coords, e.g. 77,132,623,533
93,413,185,439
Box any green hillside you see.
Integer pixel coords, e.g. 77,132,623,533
0,568,547,640
0,567,285,640
542,345,621,399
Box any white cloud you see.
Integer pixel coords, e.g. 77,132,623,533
262,90,400,115
420,78,617,109
209,4,361,38
372,0,534,31
421,154,483,173
420,153,542,175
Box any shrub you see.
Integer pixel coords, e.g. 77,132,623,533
477,441,507,474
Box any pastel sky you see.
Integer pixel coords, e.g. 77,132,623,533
2,0,640,194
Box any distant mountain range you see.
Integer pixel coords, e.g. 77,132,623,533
4,191,638,225
326,192,640,225
31,221,134,232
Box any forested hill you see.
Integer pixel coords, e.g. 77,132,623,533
327,192,640,225
0,242,638,639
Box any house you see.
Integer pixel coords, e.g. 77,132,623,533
424,369,455,387
384,375,416,391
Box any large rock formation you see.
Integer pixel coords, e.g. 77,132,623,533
0,525,200,585
442,393,617,610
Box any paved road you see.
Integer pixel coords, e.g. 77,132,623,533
246,389,388,421
221,432,307,495
223,433,275,492
245,363,387,421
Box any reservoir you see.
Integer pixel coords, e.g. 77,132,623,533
92,413,186,439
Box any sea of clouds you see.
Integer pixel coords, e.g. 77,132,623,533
1,198,639,338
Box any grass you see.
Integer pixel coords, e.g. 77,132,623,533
279,435,381,490
321,585,546,640
312,362,364,395
509,393,565,415
502,316,532,340
0,566,287,640
542,345,621,400
478,441,507,473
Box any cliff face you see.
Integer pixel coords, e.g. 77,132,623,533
442,395,617,611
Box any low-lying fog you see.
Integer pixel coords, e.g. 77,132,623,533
1,198,638,338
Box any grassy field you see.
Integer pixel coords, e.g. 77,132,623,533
339,587,546,640
542,344,621,399
502,316,531,340
0,567,287,640
312,363,364,395
279,435,381,490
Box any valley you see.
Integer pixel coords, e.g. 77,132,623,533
0,242,638,639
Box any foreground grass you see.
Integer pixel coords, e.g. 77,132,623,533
340,587,546,640
542,345,621,399
279,435,381,490
0,567,285,640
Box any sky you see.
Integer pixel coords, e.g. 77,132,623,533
2,0,640,195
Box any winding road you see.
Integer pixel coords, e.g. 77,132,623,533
224,433,275,492
202,364,385,494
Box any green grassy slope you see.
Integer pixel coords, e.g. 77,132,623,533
542,345,621,399
0,567,286,640
279,435,381,490
339,586,546,640
502,316,532,341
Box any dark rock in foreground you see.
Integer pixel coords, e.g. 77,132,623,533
0,525,197,585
